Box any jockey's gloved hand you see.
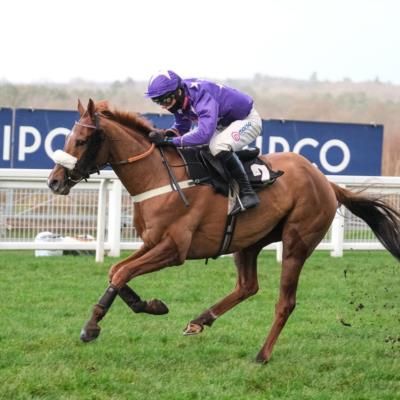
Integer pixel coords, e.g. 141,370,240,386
164,128,179,137
149,131,174,146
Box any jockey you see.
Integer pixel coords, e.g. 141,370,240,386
146,70,262,214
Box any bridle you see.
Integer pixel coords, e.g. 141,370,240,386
64,115,155,185
71,113,188,206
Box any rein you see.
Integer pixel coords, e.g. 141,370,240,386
73,116,189,206
110,143,156,166
74,119,156,166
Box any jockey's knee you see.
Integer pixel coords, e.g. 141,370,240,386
209,142,232,157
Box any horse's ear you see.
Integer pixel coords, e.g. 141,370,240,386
77,99,85,116
87,98,95,118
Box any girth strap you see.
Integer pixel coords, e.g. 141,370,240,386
213,213,238,259
132,180,195,203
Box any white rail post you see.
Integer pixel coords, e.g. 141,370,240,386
331,205,345,257
95,179,107,262
107,179,122,257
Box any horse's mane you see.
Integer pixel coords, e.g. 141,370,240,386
95,100,155,135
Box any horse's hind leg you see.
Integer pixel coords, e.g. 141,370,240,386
184,245,261,335
255,231,309,363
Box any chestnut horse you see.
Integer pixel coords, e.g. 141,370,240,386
48,99,400,363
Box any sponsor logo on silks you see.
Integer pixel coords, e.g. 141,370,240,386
232,122,252,142
239,121,252,134
231,131,240,141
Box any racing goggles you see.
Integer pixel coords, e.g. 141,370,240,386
152,92,176,107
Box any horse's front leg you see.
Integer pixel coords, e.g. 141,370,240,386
118,285,169,315
111,235,183,286
109,245,169,316
80,284,118,342
80,236,183,343
108,244,148,282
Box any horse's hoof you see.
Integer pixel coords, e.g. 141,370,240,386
80,325,101,343
255,352,269,364
145,299,169,315
183,322,203,336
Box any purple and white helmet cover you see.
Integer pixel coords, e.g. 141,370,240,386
145,70,182,98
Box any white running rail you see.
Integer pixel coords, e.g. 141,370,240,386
1,169,400,262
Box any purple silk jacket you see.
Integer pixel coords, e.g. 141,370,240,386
170,79,253,147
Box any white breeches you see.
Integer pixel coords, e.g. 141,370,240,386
209,107,262,156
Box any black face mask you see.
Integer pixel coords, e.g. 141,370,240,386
167,88,186,113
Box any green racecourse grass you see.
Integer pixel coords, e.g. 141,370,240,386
0,250,399,400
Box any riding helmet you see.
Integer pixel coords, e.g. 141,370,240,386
145,70,182,98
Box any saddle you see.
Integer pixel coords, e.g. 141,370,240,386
176,146,284,197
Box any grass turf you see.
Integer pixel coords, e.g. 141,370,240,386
0,250,399,399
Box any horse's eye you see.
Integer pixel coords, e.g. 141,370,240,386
76,139,87,147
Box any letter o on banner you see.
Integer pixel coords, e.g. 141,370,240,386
45,128,70,159
320,139,350,173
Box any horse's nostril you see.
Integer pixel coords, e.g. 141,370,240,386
48,179,59,191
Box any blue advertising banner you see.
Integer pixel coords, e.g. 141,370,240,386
262,119,383,175
0,108,13,168
12,109,79,169
0,108,383,175
145,113,174,130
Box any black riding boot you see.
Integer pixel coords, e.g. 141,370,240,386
216,151,260,214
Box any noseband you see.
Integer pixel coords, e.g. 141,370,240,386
63,116,104,183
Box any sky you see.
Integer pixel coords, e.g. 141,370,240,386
2,0,400,84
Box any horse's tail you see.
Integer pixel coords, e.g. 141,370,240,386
331,182,400,262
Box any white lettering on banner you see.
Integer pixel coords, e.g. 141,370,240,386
293,138,319,153
292,138,319,168
14,125,71,163
269,136,290,152
18,126,41,161
268,136,351,173
320,139,350,173
2,125,11,160
45,128,70,159
255,136,263,150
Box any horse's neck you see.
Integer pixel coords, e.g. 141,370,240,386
108,129,171,196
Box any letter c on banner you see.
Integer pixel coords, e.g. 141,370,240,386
293,138,319,153
292,138,319,167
